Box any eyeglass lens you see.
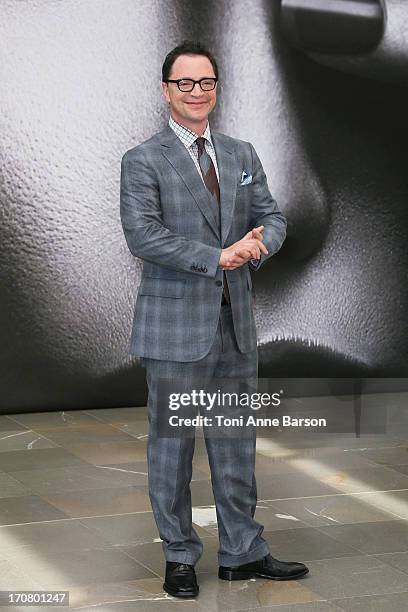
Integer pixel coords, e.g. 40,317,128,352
178,79,216,91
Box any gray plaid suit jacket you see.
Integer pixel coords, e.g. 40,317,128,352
120,124,286,361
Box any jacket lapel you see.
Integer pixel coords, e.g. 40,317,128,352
159,125,221,242
211,132,237,247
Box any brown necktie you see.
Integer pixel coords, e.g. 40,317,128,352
196,137,230,304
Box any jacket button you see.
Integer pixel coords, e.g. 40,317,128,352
216,280,222,286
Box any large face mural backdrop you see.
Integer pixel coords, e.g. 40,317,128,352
1,0,407,410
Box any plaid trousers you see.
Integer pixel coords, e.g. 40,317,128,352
142,303,270,566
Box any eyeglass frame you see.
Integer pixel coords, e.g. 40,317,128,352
164,77,218,92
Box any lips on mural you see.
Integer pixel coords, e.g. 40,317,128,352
281,0,408,84
280,0,384,55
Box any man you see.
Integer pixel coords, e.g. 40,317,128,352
120,41,309,599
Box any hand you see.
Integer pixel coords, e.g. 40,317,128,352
219,226,268,270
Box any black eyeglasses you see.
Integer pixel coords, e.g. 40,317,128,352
165,78,218,92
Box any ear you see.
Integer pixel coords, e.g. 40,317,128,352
161,81,170,104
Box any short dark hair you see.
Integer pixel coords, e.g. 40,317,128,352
162,40,219,82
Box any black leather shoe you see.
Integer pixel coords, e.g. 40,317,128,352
163,561,199,598
219,553,309,581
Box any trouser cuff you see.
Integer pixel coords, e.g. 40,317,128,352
218,540,270,567
165,552,200,566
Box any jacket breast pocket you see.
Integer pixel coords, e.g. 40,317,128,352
138,277,185,298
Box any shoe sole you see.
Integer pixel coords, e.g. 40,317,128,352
163,583,199,598
218,568,309,581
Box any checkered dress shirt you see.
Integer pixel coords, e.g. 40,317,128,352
168,116,220,182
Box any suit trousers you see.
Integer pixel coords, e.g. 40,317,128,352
142,302,270,566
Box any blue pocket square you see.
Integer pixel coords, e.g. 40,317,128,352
240,171,253,186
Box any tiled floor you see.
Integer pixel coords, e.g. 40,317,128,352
0,393,407,611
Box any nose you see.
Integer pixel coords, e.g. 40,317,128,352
190,82,203,94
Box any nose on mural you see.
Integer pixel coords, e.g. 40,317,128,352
280,0,384,55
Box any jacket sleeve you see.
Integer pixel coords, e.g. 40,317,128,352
247,142,287,271
120,147,221,278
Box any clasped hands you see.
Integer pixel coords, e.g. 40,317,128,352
219,225,268,270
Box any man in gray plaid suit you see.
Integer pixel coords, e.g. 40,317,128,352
120,41,308,598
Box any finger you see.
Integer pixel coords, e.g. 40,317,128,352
233,249,252,262
240,229,254,242
253,238,268,255
249,243,261,258
248,248,260,260
226,253,244,265
233,255,250,266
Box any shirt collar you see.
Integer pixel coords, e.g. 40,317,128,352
168,115,213,148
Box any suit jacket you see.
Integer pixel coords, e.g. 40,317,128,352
120,124,286,361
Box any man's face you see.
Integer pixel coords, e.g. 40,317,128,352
162,54,217,130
